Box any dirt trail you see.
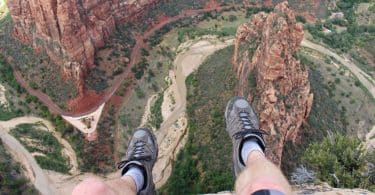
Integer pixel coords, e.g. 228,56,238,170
153,37,234,188
0,117,79,175
301,39,375,99
12,5,235,118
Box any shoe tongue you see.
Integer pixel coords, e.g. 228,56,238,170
121,161,143,176
239,112,248,117
235,99,249,108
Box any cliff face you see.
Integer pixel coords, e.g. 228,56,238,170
7,0,159,94
232,1,313,165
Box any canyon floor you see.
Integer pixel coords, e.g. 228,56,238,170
1,1,375,194
0,37,233,194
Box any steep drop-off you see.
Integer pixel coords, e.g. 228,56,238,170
232,1,313,166
6,0,159,93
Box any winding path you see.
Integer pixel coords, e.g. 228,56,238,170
13,5,236,118
301,39,375,99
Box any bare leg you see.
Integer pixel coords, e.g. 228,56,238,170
72,176,137,195
73,128,158,195
235,151,292,195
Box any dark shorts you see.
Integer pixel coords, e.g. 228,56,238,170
252,189,285,195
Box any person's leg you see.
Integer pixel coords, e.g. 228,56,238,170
235,151,291,194
225,97,291,195
72,177,136,195
72,128,158,195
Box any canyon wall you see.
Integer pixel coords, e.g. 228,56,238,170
7,0,159,94
232,1,313,165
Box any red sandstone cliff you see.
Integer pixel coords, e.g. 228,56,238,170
232,1,314,166
7,0,159,94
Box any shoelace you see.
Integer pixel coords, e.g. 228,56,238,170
233,111,268,140
117,140,152,169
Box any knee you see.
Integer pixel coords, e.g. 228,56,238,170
72,178,115,195
237,177,289,195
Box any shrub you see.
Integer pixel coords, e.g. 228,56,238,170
228,15,237,22
303,133,367,188
135,86,145,98
355,80,361,87
141,48,150,56
131,58,149,80
295,15,307,23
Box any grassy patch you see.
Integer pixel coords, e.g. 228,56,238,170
0,106,20,121
160,46,237,194
149,93,164,129
10,123,70,173
0,139,39,194
349,50,375,77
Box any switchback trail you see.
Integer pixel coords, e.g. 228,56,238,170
13,5,237,118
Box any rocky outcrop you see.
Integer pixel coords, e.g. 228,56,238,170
232,1,313,166
6,0,159,94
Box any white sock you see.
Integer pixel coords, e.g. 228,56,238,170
241,139,264,165
122,166,144,192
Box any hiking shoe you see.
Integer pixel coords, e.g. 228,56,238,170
225,96,267,176
117,128,158,195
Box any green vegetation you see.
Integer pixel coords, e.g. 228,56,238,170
87,22,136,92
10,123,70,173
85,67,109,92
245,7,273,18
177,26,236,43
350,51,375,77
0,55,24,94
0,139,39,194
295,15,307,23
146,18,194,46
303,133,375,191
135,85,145,98
0,105,21,121
131,58,149,80
149,93,163,129
305,0,375,53
160,46,237,194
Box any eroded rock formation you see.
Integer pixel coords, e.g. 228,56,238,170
232,1,313,165
7,0,159,94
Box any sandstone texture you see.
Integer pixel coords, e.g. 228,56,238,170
232,1,313,165
7,0,159,93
